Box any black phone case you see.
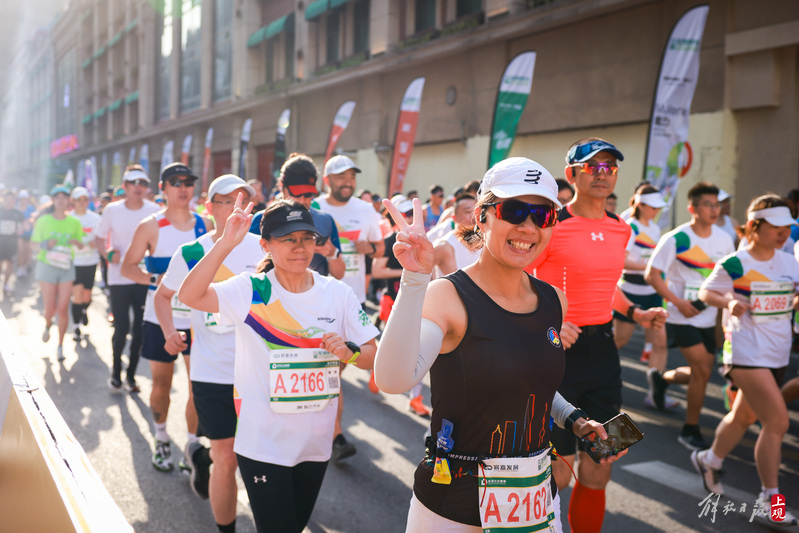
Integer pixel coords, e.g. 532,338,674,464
580,413,644,463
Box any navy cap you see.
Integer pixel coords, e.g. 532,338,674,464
566,140,625,164
261,202,318,238
160,162,199,182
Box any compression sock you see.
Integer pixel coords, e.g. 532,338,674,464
568,481,606,533
217,520,236,533
71,302,82,324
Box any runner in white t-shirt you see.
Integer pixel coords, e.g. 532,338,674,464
178,197,378,533
96,166,160,391
645,183,735,450
691,196,799,526
122,163,211,473
159,175,260,530
432,194,479,278
612,185,677,410
315,155,384,461
69,187,101,342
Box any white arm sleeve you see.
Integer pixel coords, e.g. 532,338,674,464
374,270,444,394
550,392,577,430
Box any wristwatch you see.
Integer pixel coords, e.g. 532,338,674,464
564,408,589,435
344,341,360,364
328,249,341,260
149,274,159,285
626,303,642,321
369,242,377,255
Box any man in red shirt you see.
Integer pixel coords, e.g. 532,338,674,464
528,138,667,533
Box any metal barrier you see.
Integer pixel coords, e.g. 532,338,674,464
0,311,131,532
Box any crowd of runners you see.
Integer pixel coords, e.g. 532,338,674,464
1,136,798,532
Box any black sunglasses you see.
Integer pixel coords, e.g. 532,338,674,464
484,200,558,228
166,177,195,188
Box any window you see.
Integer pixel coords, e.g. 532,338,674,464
156,0,173,122
326,11,340,64
284,27,295,79
266,40,274,83
353,0,369,54
213,0,232,100
456,0,482,17
180,0,202,113
415,0,436,32
55,49,77,138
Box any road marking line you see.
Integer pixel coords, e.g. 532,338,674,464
621,460,799,515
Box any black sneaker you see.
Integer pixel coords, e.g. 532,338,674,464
184,441,211,499
107,377,123,394
678,425,708,451
331,434,356,463
124,379,140,393
73,327,82,342
647,368,668,411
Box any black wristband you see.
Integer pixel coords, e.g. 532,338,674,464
564,408,589,435
626,303,642,321
369,242,377,255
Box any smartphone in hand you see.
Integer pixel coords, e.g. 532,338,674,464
579,413,644,463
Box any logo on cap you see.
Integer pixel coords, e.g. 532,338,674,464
287,211,303,221
525,169,542,184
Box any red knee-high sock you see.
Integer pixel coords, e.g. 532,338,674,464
568,481,606,533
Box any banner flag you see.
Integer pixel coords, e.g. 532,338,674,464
201,128,214,193
111,151,122,185
239,119,253,180
644,5,709,229
488,51,536,169
140,144,150,175
387,77,425,196
324,101,356,163
181,134,193,165
162,140,175,170
128,147,136,165
272,109,291,180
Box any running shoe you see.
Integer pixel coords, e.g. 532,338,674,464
691,449,723,495
73,327,82,342
646,368,669,411
368,371,380,394
639,348,651,362
678,426,709,451
331,434,357,462
16,267,26,278
755,492,798,526
107,378,123,394
408,395,431,417
183,441,211,500
644,393,679,410
56,346,65,362
42,324,51,343
124,379,141,393
152,439,174,472
4,284,11,296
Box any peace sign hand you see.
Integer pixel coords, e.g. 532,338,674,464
220,192,254,247
381,197,434,274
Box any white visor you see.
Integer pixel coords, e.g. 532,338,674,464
635,192,667,208
747,206,798,227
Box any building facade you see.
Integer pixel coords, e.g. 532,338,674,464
2,0,798,222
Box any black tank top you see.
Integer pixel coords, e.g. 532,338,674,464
413,269,565,526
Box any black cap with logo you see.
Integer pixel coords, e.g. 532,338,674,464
160,162,200,183
262,202,319,238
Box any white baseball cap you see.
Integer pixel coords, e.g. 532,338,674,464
70,186,90,199
390,194,414,214
208,174,256,200
747,206,798,227
479,157,562,208
123,168,151,183
635,192,667,208
717,189,730,202
18,190,29,198
323,155,361,177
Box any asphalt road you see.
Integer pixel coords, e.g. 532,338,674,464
3,273,798,532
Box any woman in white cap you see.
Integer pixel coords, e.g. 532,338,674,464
374,157,624,532
31,186,84,361
68,186,101,341
692,194,799,526
613,184,678,410
178,197,378,533
715,189,739,245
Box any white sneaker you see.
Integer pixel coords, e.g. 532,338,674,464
56,346,64,362
690,449,723,495
645,393,679,410
42,325,51,343
756,492,798,526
